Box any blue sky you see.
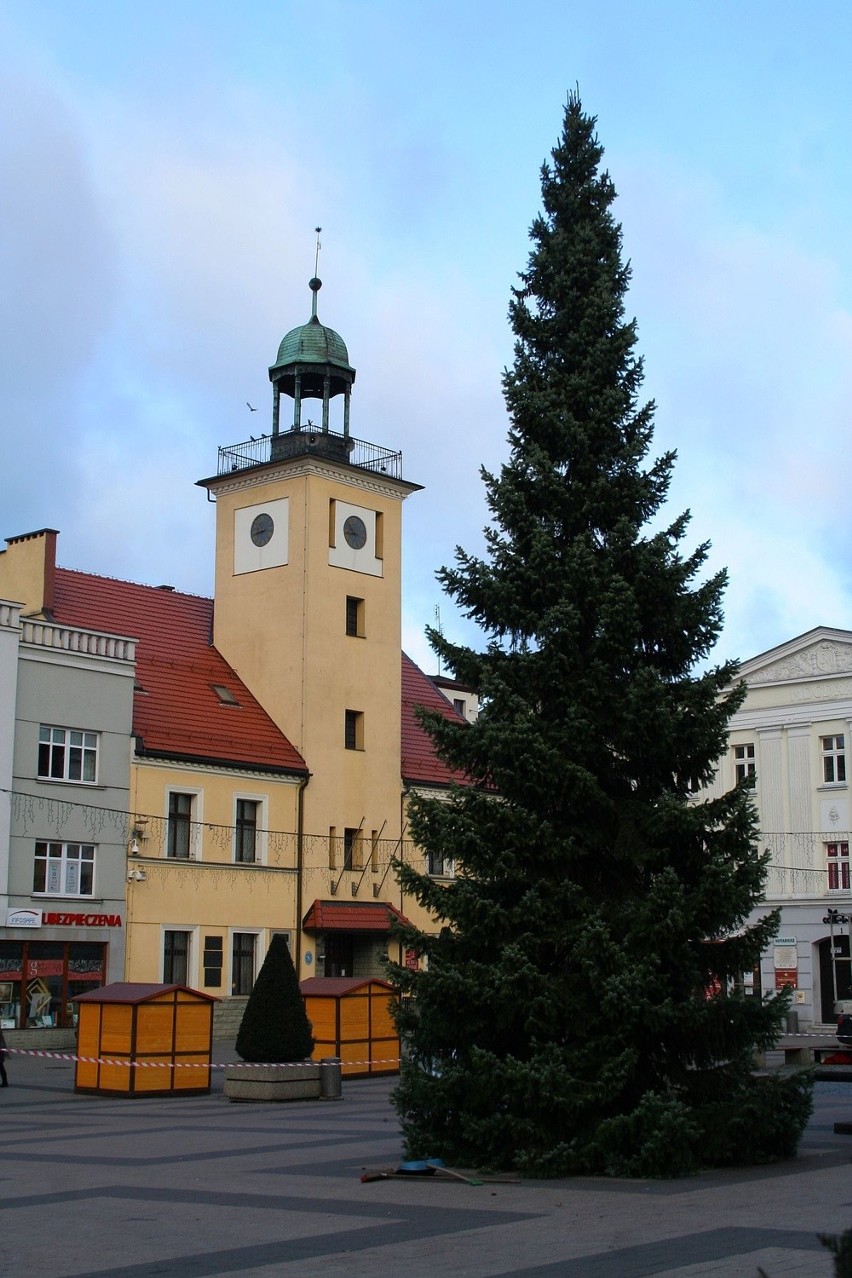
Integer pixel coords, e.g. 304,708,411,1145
2,1,852,675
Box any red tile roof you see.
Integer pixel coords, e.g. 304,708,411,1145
401,652,468,787
53,570,307,775
301,900,410,933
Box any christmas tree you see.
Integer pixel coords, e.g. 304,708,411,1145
391,93,811,1176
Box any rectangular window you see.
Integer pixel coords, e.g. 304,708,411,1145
235,799,258,863
203,935,223,988
167,792,194,858
453,698,466,718
428,849,455,878
822,735,846,784
344,709,364,750
232,933,256,995
38,726,98,783
827,842,851,891
343,827,361,871
734,743,755,782
163,931,190,985
328,825,337,870
33,842,95,896
345,596,365,637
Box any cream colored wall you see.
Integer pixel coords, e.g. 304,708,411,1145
710,672,852,901
209,462,410,963
125,757,302,991
0,530,53,615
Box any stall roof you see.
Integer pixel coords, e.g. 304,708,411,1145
300,976,393,996
73,982,218,1004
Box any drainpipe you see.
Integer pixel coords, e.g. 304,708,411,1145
296,773,310,974
398,788,406,970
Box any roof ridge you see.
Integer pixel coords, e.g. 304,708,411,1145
57,566,212,604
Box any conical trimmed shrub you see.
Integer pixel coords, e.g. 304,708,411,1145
235,935,314,1063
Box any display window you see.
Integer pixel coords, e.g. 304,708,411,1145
0,940,106,1029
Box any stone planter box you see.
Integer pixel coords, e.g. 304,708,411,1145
223,1062,322,1103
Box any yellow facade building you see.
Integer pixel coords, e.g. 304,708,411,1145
0,279,464,1032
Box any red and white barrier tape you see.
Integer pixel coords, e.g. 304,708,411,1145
3,1035,847,1071
2,1048,399,1069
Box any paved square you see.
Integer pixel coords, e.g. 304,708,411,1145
1,1046,849,1277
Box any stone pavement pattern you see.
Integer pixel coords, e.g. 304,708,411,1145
0,1044,849,1277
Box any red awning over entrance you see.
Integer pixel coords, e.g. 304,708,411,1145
302,900,410,933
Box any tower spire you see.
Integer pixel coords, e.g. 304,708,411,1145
310,227,322,319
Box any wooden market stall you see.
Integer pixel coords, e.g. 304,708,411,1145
300,976,399,1078
73,982,216,1096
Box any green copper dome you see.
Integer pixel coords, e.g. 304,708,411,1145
272,315,352,373
268,277,355,397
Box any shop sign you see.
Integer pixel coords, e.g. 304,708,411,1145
6,909,41,928
775,969,798,990
404,948,419,971
27,959,63,978
7,909,122,928
42,912,122,928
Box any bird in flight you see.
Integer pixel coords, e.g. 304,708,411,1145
246,402,257,412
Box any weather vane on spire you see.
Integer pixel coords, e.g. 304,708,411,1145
309,227,323,318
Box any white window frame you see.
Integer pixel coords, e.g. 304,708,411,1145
33,840,96,897
826,841,851,892
233,793,267,865
38,725,99,784
733,742,755,783
165,786,203,860
427,849,455,879
161,925,198,986
821,735,847,786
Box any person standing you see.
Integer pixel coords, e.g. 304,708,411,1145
0,1026,8,1087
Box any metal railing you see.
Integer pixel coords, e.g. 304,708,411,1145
217,430,404,480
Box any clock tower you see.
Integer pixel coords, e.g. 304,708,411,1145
198,277,421,967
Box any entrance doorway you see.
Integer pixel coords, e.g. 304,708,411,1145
324,935,354,977
818,934,851,1022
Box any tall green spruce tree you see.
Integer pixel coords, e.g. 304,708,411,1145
391,93,812,1178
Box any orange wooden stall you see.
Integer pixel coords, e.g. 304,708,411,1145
73,982,216,1096
301,977,399,1077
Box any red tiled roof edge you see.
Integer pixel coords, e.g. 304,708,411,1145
401,651,470,789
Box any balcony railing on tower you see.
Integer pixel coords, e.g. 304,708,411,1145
217,429,404,480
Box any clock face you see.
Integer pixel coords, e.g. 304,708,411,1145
343,515,367,550
250,512,274,547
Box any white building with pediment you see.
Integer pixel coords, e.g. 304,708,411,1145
704,627,852,1028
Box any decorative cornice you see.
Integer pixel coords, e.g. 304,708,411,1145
200,456,420,502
